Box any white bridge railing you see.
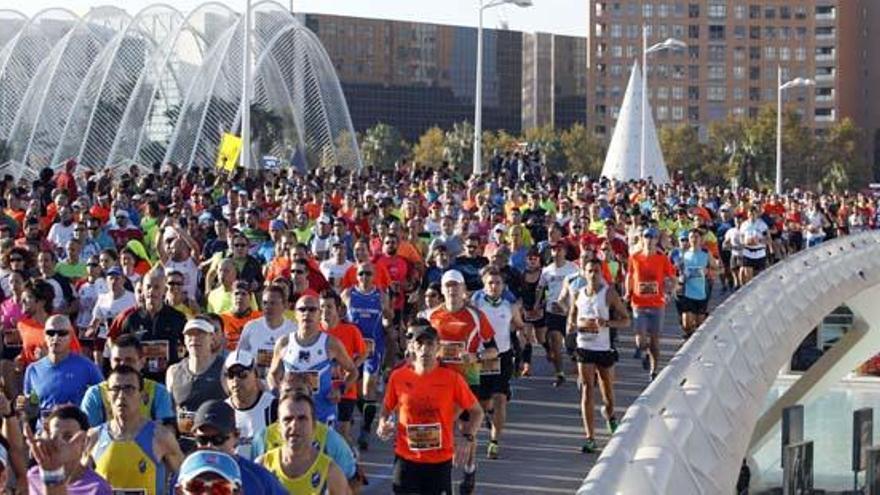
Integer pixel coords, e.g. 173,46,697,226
579,231,880,494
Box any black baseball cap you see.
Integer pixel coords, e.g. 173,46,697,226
192,400,236,436
407,324,438,342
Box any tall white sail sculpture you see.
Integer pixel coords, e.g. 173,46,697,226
600,62,669,184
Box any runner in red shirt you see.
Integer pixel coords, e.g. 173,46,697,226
378,320,483,495
373,234,411,358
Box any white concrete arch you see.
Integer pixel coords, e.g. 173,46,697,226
580,231,880,494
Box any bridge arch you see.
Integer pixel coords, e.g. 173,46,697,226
580,231,880,494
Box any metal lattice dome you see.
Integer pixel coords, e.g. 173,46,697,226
0,1,362,178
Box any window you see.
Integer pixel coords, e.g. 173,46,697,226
688,106,699,121
763,26,776,40
672,24,685,37
610,24,622,38
733,66,746,80
749,5,761,19
688,46,700,59
707,45,725,62
672,86,684,100
734,5,746,19
749,107,759,118
672,65,685,79
749,46,761,60
658,3,669,18
596,85,606,99
764,46,776,60
688,65,699,80
750,26,760,40
749,66,760,80
610,85,622,99
796,27,807,41
610,106,620,119
733,87,744,100
657,86,669,99
764,7,775,19
707,3,726,19
780,47,790,61
611,45,623,58
709,25,725,40
657,106,669,120
796,47,806,61
708,65,725,80
610,64,623,76
732,107,745,118
688,86,699,100
734,26,746,40
627,24,640,38
749,87,760,102
672,106,684,120
658,24,669,38
643,3,653,17
780,6,791,19
733,47,746,61
707,86,725,101
794,7,807,20
627,45,637,58
779,27,790,41
688,4,700,18
673,3,686,17
689,25,700,39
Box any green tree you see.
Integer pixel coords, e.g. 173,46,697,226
560,124,605,176
819,118,867,191
523,124,564,170
658,124,706,179
360,123,408,170
481,130,520,165
412,126,446,167
443,121,474,171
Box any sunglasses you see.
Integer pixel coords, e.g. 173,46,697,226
233,243,248,248
357,271,373,277
9,257,23,263
296,306,319,313
194,433,230,447
292,269,306,275
180,478,237,495
45,329,69,338
86,263,99,268
168,281,183,287
115,217,126,221
225,368,251,379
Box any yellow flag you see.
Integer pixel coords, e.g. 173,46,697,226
215,133,242,171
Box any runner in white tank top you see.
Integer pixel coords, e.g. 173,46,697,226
567,259,630,454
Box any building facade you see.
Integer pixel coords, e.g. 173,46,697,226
586,0,880,177
522,32,588,131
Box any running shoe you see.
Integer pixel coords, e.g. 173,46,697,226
357,429,370,451
460,470,476,495
650,371,658,382
606,416,619,434
641,353,650,371
633,347,642,360
553,374,565,388
487,442,499,459
581,438,598,454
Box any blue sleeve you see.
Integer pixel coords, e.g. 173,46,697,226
23,365,33,396
151,384,176,422
502,288,517,303
80,385,105,427
324,427,356,479
251,426,267,459
89,361,104,386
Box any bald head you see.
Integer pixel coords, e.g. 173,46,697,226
294,295,319,330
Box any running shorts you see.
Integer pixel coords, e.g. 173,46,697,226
478,351,513,401
545,312,567,335
392,456,452,495
633,307,665,335
575,348,617,368
743,256,766,271
679,296,709,315
338,398,356,423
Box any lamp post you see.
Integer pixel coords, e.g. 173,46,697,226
641,27,686,179
241,0,252,169
776,65,814,194
473,0,532,175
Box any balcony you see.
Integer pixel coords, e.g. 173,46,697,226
815,53,836,63
814,109,836,123
815,11,836,22
814,73,835,83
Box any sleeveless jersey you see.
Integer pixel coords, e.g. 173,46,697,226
574,286,611,351
471,291,513,353
227,391,277,461
282,332,336,422
261,447,331,495
92,421,164,495
347,287,384,344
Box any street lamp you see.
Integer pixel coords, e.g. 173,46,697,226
472,0,532,175
776,65,814,194
642,27,686,179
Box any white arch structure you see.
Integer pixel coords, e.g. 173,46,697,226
580,231,880,494
0,1,361,175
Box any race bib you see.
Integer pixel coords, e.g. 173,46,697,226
364,338,376,357
577,317,600,333
3,328,21,348
480,356,501,376
97,321,110,340
177,410,195,434
406,423,442,451
637,281,659,295
438,340,466,364
287,370,320,394
142,341,169,374
112,490,147,495
256,348,274,369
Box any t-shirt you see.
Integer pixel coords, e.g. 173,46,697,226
24,354,103,425
220,309,262,351
374,254,410,310
540,262,579,313
340,263,391,290
383,364,477,463
681,250,710,301
626,251,677,309
80,378,175,427
319,259,353,290
17,318,84,367
238,317,298,375
226,391,277,461
322,322,366,400
426,306,495,385
76,279,109,329
28,466,112,495
740,219,769,258
164,257,200,300
92,291,137,336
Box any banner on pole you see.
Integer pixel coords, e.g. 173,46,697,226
216,133,242,171
261,155,281,170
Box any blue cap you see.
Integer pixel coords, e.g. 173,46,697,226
678,230,689,241
269,219,287,231
198,212,214,224
106,267,123,277
177,451,241,487
642,227,659,239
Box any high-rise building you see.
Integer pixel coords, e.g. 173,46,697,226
522,32,588,131
586,1,880,175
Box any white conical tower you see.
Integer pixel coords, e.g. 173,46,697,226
600,61,670,184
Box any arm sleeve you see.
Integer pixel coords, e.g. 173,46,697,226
325,428,357,479
151,384,176,422
80,385,105,427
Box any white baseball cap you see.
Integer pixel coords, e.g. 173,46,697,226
441,269,465,286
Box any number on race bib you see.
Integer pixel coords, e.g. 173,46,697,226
364,338,375,357
142,341,169,373
480,357,501,376
438,341,466,364
406,423,442,451
637,281,659,295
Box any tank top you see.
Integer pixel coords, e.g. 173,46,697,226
227,391,277,461
471,291,512,353
347,287,383,342
282,333,336,423
574,286,611,352
168,355,226,440
261,447,331,495
520,272,541,312
92,420,164,495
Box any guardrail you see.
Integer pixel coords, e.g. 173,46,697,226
579,231,880,494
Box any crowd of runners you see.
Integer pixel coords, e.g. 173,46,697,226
0,155,873,494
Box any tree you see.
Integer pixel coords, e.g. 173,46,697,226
443,121,474,171
412,126,445,167
523,124,564,170
360,123,408,170
658,124,706,179
819,118,867,191
481,130,520,165
560,124,605,177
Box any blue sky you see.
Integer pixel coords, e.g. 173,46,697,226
15,0,587,36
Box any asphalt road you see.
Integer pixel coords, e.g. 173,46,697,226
356,298,712,494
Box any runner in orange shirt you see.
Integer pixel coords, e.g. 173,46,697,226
218,281,262,351
425,269,496,494
625,227,677,381
319,290,366,447
340,239,391,290
377,320,483,495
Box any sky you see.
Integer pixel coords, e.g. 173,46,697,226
12,0,587,36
